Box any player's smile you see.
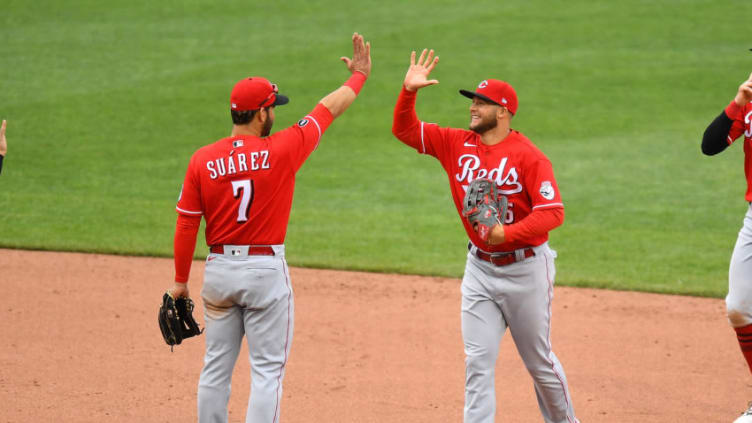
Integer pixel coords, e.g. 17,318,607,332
469,100,498,133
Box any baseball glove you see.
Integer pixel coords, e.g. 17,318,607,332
158,292,203,351
462,178,508,243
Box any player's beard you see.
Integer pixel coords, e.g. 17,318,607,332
469,113,497,134
261,115,274,137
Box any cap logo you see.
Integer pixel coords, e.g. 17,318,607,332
231,103,237,109
478,80,489,89
501,98,508,104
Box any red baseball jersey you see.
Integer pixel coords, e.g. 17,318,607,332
393,88,563,252
176,104,334,246
726,100,752,201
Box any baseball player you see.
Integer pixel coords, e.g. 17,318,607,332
0,120,7,175
166,33,371,423
391,49,578,423
701,70,752,423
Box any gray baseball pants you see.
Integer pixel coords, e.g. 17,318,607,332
198,245,293,423
462,242,578,423
727,203,752,327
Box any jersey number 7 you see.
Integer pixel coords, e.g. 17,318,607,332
231,179,254,223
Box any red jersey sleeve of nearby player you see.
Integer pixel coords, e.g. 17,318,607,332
726,101,749,144
724,100,752,201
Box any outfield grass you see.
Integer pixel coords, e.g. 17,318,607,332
0,0,750,297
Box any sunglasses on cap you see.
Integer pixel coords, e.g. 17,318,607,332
258,83,279,108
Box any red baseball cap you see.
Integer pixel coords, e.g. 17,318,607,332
459,79,518,115
230,77,289,111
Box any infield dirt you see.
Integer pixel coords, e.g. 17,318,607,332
0,248,748,422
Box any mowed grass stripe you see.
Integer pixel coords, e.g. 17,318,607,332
0,0,749,297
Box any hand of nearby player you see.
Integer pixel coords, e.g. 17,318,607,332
403,49,439,92
169,282,190,299
734,72,752,106
340,32,371,78
486,224,506,245
0,120,7,156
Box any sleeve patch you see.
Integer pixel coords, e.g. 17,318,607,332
539,181,555,200
298,118,309,127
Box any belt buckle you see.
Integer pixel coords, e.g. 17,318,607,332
493,252,513,266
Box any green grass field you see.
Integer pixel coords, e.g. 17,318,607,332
1,0,750,297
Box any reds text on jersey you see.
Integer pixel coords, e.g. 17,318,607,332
420,125,562,251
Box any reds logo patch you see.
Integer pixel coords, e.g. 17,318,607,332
539,181,555,200
298,119,309,127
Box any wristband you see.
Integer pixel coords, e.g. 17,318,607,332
344,71,367,95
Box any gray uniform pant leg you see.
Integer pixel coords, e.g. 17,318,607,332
727,203,752,327
198,303,244,423
244,263,294,423
198,252,294,423
461,273,506,423
461,244,577,423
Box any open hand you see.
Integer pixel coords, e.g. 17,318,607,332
403,49,439,92
341,32,371,78
734,72,752,106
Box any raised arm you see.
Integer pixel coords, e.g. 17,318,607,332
0,120,7,175
702,72,752,155
392,49,440,145
319,32,372,118
0,120,7,157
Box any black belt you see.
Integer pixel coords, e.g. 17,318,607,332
210,245,275,256
470,243,535,266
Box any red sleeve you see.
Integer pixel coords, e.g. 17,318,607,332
504,207,564,243
726,100,746,144
273,103,335,171
176,153,204,216
524,158,564,210
174,214,201,283
392,86,422,149
391,86,465,160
